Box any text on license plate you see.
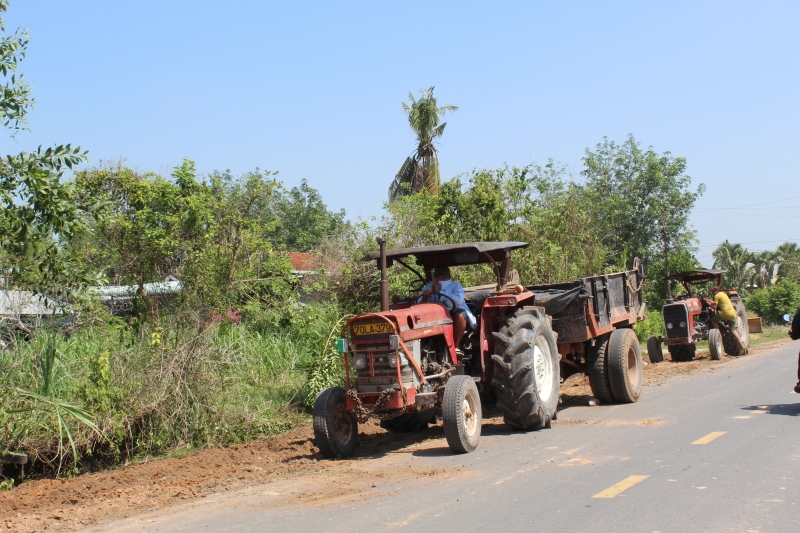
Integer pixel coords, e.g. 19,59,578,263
352,322,393,336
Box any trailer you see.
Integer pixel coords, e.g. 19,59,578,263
524,260,646,403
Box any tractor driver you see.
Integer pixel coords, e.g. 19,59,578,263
707,286,737,333
419,266,476,353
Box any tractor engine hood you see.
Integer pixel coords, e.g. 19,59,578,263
348,303,454,342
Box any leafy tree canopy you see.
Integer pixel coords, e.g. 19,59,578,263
0,1,91,295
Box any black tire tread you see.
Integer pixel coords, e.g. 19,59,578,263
607,328,643,403
443,375,481,453
491,307,559,430
586,334,615,403
646,336,663,364
708,328,723,360
313,387,358,459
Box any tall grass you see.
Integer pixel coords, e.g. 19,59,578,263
0,302,345,478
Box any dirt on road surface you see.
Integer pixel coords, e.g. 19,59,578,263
1,337,791,533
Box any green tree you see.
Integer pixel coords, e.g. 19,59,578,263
712,240,753,291
582,135,705,272
74,160,213,315
269,179,347,252
388,87,458,200
0,1,90,295
749,250,778,290
775,241,800,283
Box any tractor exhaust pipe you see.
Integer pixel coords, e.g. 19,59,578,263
377,237,389,312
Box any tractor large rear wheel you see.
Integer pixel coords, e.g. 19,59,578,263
492,307,560,430
736,303,750,352
313,387,358,459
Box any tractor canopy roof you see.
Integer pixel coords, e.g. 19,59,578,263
362,241,528,270
665,269,727,283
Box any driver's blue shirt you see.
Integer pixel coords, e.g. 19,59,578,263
417,280,477,329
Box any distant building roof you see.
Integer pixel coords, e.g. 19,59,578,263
284,252,318,273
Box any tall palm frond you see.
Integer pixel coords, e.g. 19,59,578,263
749,250,779,289
388,87,457,201
712,240,752,290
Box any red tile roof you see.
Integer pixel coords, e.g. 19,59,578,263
285,252,318,271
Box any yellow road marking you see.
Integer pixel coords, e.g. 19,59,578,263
752,410,767,414
592,475,649,498
734,416,751,419
692,431,727,444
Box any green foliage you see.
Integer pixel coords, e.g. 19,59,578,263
388,87,458,200
267,178,348,253
746,280,800,325
645,250,702,310
382,162,607,292
582,135,705,270
0,1,91,293
637,310,664,340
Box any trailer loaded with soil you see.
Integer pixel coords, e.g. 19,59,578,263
313,241,647,458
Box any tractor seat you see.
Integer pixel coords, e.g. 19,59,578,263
465,289,493,312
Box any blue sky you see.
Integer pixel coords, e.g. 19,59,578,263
4,1,799,266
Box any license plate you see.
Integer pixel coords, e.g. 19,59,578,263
352,322,393,336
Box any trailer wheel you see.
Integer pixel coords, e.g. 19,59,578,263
647,336,663,364
669,344,696,362
708,329,723,360
313,387,358,459
380,409,436,433
586,334,615,403
443,375,482,453
607,328,643,403
491,307,560,430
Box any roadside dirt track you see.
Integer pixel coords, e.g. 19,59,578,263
1,337,791,533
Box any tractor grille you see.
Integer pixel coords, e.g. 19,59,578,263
354,347,412,382
663,303,690,339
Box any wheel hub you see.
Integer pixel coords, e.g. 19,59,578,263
532,339,554,402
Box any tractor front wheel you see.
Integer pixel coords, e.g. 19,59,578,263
708,329,723,360
313,387,358,459
647,336,663,363
443,375,482,453
492,307,560,430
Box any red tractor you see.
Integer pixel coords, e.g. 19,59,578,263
313,241,647,458
646,269,749,363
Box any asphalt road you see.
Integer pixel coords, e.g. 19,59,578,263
91,342,800,533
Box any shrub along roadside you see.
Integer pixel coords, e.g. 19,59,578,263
0,302,344,482
746,280,800,325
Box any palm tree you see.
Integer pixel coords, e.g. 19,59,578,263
388,87,458,200
749,250,779,289
775,241,800,280
712,240,753,290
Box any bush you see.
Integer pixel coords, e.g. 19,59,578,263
637,309,664,340
746,280,800,325
0,301,346,477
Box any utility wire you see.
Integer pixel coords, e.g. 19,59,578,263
693,195,800,211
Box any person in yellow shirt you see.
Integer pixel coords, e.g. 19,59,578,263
708,286,737,331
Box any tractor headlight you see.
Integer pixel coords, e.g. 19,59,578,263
388,354,406,368
352,354,367,369
679,321,686,328
667,323,674,330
